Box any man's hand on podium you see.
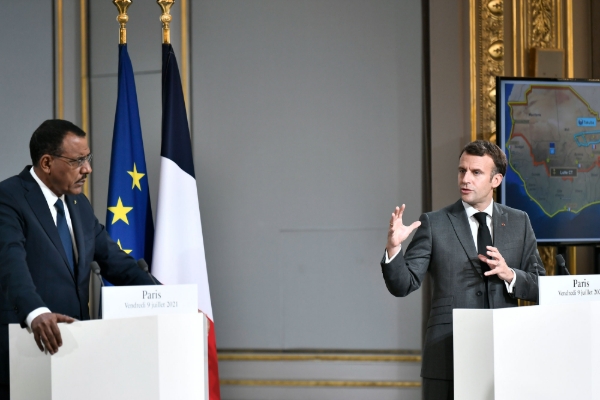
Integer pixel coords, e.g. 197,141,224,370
31,313,76,355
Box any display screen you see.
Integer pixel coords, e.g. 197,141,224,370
497,77,600,244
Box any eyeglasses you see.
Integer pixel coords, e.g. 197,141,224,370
52,153,93,168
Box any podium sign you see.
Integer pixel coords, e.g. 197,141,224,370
454,303,600,399
10,314,207,400
539,274,600,305
102,284,198,319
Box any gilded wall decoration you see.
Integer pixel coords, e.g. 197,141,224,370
530,0,554,48
470,0,572,141
470,0,575,278
480,1,504,143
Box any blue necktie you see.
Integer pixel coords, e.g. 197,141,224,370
55,199,75,273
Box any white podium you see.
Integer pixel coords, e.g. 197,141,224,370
9,313,208,400
454,302,600,399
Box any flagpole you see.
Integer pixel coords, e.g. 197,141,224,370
157,0,175,44
113,0,132,45
154,2,221,397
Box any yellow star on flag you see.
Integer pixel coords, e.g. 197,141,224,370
107,197,133,225
116,239,132,254
127,163,146,191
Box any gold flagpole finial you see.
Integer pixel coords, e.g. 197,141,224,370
157,0,175,44
113,0,132,44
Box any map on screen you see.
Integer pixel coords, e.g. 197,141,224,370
498,78,600,243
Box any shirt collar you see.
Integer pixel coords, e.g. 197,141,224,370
462,200,494,219
30,166,66,208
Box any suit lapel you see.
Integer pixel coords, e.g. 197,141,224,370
66,195,84,281
492,202,508,253
20,169,75,279
447,200,483,277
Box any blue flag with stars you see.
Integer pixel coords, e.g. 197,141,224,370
106,44,154,276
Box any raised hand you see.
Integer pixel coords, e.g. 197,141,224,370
386,204,421,258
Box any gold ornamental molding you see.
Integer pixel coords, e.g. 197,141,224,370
470,0,505,142
218,353,421,363
219,350,422,389
511,0,573,78
538,246,556,275
55,0,91,199
470,0,574,141
220,379,421,388
530,0,555,48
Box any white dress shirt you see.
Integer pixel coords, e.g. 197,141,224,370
26,167,80,328
462,201,516,292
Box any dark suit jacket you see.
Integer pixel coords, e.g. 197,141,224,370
0,167,157,384
381,200,544,380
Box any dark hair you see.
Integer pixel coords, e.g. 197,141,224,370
29,119,86,166
459,140,507,177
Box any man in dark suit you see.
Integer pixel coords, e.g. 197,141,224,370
0,119,158,397
381,140,544,400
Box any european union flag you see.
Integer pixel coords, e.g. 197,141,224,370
106,44,154,276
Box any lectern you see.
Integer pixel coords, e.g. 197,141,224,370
454,302,600,399
9,313,207,400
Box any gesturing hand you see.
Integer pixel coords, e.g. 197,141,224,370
480,246,515,283
386,204,421,258
31,312,76,355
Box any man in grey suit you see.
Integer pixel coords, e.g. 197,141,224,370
381,140,544,400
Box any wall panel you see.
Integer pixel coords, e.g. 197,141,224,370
191,0,423,351
0,1,54,180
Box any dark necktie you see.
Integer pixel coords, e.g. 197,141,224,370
474,211,492,308
55,199,75,273
474,212,493,268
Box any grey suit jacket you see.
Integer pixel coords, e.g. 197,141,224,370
381,200,544,380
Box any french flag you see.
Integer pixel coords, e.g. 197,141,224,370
152,43,221,400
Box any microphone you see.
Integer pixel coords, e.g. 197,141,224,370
529,255,540,303
137,258,158,285
91,261,104,287
555,254,570,275
90,261,104,319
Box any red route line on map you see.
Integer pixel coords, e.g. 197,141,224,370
510,133,552,177
510,132,600,181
